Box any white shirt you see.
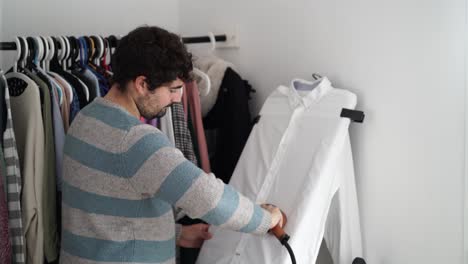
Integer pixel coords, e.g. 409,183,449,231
197,77,363,264
160,107,176,146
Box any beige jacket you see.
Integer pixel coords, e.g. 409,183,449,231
7,72,45,264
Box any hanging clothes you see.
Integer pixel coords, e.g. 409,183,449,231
71,37,101,102
88,67,110,97
0,73,12,263
48,72,71,132
171,101,198,165
23,68,59,263
145,118,158,127
193,55,235,117
172,98,202,264
1,72,25,264
160,108,176,146
197,77,363,264
72,68,99,102
6,71,46,264
50,57,83,122
0,74,6,138
0,151,11,264
49,78,66,193
185,81,210,173
54,71,83,122
202,68,254,184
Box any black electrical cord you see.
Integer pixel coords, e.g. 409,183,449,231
277,233,297,264
283,241,297,264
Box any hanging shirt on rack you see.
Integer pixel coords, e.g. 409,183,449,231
23,68,59,263
172,100,201,264
48,72,72,132
2,72,26,264
202,68,254,184
50,62,83,122
197,77,363,264
49,80,66,192
0,74,6,139
55,71,83,121
0,152,11,264
7,71,45,264
72,67,100,101
88,67,110,97
185,81,210,173
160,106,176,146
172,101,198,165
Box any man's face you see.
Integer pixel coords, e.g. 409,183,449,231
135,78,184,120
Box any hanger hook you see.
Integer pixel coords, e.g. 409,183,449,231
26,37,36,66
59,36,66,68
32,36,44,66
40,36,49,68
56,36,65,61
19,36,29,68
312,73,322,80
13,37,22,72
46,36,55,70
47,36,55,61
96,35,105,63
208,32,216,51
86,36,94,63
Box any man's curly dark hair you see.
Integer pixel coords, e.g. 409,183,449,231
111,26,193,91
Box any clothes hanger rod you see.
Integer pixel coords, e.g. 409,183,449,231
0,34,228,50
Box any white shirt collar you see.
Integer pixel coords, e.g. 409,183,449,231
279,77,332,109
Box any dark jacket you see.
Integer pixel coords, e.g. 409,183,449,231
204,67,254,184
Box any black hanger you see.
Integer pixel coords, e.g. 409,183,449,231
26,36,36,69
341,108,365,123
84,36,93,63
312,73,322,80
107,35,118,49
68,36,80,70
50,36,62,71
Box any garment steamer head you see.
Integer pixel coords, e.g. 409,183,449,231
269,211,296,264
270,211,288,242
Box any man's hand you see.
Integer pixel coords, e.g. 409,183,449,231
177,224,213,248
261,204,284,229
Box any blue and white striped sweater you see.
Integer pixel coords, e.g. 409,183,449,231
60,97,271,264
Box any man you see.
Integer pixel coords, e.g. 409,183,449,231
60,26,284,264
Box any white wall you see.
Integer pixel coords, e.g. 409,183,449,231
180,1,466,264
0,0,180,69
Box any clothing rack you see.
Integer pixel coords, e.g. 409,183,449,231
0,34,228,50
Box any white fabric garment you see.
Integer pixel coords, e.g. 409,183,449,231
160,107,176,146
197,77,363,264
193,54,235,117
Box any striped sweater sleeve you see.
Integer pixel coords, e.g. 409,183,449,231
124,125,272,235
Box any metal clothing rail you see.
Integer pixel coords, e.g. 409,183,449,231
0,34,227,50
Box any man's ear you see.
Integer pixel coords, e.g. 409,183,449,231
134,76,148,95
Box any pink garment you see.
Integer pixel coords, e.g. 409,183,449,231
186,81,211,173
0,168,12,263
146,118,158,127
182,86,188,118
140,117,159,128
